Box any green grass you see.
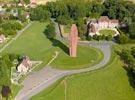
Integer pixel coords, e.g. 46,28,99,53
99,29,116,36
3,21,54,68
30,47,135,100
30,78,65,100
3,21,103,70
11,84,22,98
51,45,103,70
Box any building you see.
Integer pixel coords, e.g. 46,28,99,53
98,16,110,28
0,34,6,43
17,56,31,73
88,16,119,36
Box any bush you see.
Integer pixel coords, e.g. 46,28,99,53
1,21,22,30
56,15,70,25
4,30,17,36
44,23,56,39
115,33,129,44
105,35,112,41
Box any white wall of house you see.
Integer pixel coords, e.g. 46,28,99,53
17,64,28,73
98,22,109,29
109,22,118,28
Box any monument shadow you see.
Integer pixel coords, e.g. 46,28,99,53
43,32,69,55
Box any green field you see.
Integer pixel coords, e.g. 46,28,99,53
3,21,102,70
99,29,116,36
30,48,135,100
3,22,54,70
51,46,103,69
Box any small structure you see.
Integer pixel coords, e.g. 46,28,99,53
69,24,78,57
23,11,30,19
0,34,6,43
17,56,31,73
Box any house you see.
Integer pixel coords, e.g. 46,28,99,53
109,19,119,28
17,56,31,73
98,16,110,28
98,16,119,29
87,16,119,36
0,34,6,43
88,22,97,37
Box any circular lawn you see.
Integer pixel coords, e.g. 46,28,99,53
51,46,103,70
99,29,116,36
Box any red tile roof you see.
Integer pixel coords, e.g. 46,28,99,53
110,19,119,23
98,16,109,22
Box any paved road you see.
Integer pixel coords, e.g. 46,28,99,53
0,22,33,53
15,41,112,100
15,20,113,100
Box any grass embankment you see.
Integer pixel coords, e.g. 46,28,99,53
30,46,135,100
51,45,103,70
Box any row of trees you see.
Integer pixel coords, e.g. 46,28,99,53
29,0,135,40
44,21,56,39
0,54,12,99
0,20,23,36
120,47,135,72
0,53,21,99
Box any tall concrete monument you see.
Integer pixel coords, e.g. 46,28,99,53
69,24,78,57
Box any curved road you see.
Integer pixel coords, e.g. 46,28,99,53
14,20,113,100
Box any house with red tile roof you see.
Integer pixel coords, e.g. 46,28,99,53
87,16,119,36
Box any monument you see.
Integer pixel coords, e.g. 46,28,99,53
69,24,78,57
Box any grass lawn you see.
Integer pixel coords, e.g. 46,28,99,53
30,47,135,100
11,84,23,98
3,21,103,70
3,21,55,69
99,29,116,36
51,45,103,70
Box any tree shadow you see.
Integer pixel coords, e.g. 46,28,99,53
123,66,135,90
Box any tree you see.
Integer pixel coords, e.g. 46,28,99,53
118,33,129,44
23,0,30,4
44,23,56,39
120,49,135,72
56,15,70,25
30,5,51,21
131,47,135,58
105,35,112,41
129,22,135,39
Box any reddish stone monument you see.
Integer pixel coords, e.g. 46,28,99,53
69,24,78,57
